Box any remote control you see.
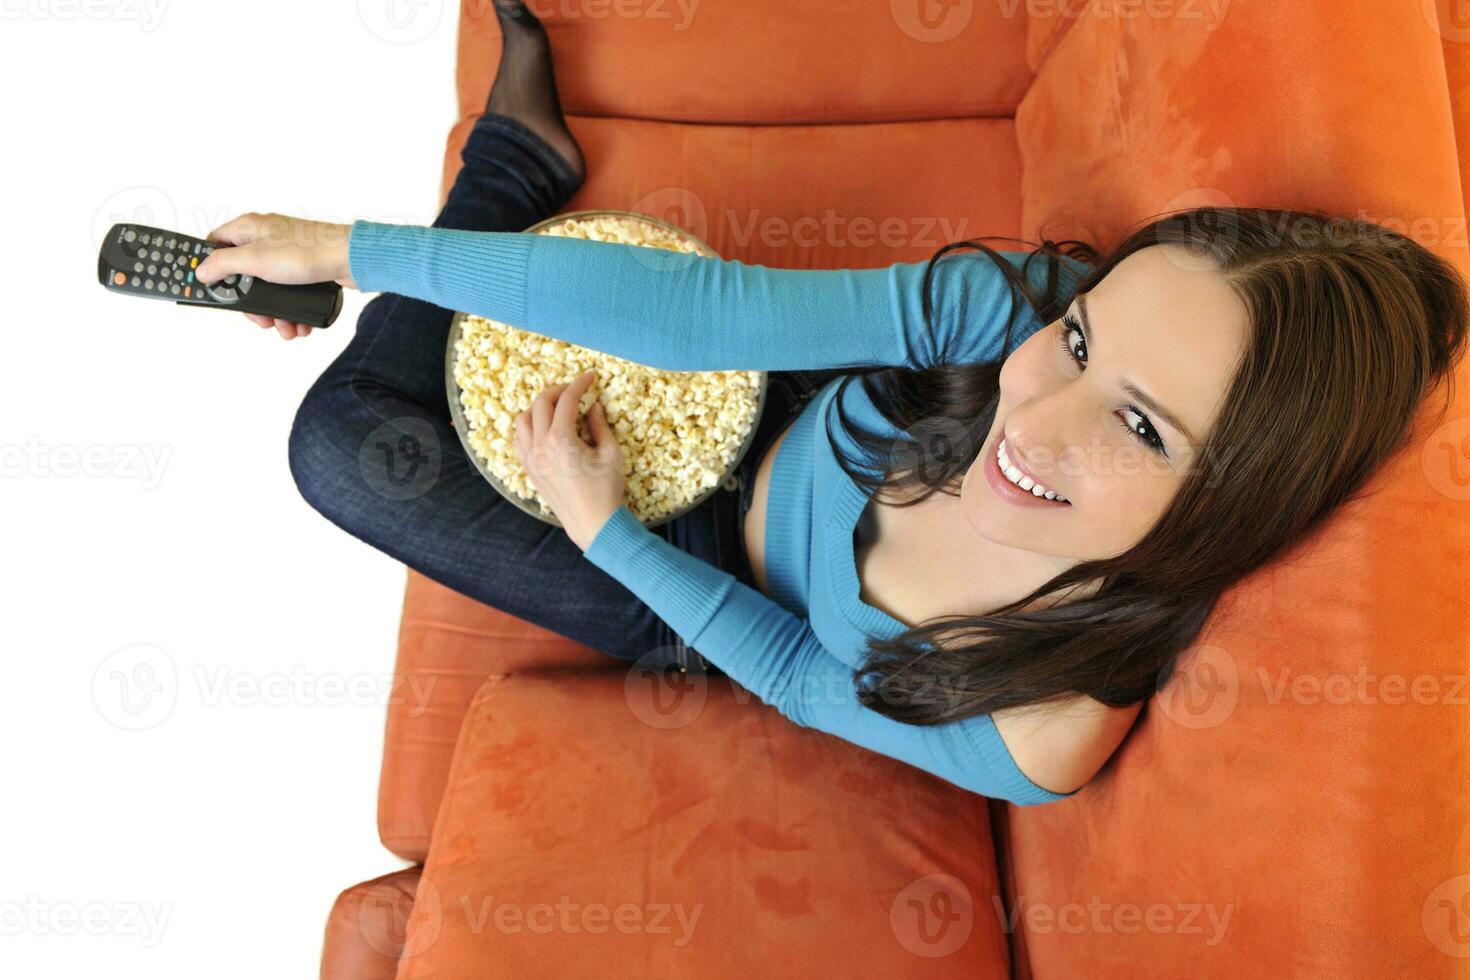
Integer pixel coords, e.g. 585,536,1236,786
96,222,344,328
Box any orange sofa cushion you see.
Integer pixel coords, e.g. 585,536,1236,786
394,670,1016,978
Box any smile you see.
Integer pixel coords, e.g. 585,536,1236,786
992,437,1071,505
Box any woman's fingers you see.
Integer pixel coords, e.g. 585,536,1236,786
551,370,595,436
531,381,570,437
245,313,274,329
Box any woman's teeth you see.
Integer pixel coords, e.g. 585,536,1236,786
998,439,1069,503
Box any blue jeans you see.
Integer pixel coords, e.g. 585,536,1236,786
288,113,846,674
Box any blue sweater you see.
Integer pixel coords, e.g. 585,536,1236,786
347,219,1092,806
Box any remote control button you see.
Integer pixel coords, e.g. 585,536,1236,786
184,286,191,298
147,264,157,275
145,278,154,289
190,257,198,268
237,275,253,295
112,271,127,286
210,286,239,303
124,230,137,243
223,273,239,286
133,262,143,273
131,276,141,287
186,271,194,283
172,269,183,281
136,247,147,258
164,252,174,263
193,244,202,255
166,238,176,249
171,284,181,295
157,281,168,292
149,249,160,261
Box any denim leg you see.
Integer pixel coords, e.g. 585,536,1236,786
286,114,682,666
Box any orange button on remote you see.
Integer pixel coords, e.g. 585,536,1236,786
113,271,127,286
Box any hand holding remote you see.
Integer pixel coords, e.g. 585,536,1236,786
195,213,356,339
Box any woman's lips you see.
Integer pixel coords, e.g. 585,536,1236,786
985,433,1071,507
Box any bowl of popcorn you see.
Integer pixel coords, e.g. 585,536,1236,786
444,209,768,529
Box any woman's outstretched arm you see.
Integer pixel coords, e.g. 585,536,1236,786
346,220,1091,372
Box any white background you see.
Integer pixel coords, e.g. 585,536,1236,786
2,1,467,975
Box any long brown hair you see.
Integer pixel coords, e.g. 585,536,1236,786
824,206,1469,724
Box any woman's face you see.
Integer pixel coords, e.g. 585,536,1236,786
959,244,1251,563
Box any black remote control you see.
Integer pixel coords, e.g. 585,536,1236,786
96,222,344,328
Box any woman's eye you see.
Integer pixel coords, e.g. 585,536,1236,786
1058,313,1086,364
1056,312,1167,457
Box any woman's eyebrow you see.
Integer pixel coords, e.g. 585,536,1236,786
1077,293,1198,446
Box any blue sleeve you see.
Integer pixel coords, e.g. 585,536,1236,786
346,220,1091,372
582,506,1077,807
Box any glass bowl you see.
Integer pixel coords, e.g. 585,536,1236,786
444,208,769,530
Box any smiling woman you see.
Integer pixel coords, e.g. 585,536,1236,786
827,206,1469,728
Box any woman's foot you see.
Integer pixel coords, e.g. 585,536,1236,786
485,0,586,186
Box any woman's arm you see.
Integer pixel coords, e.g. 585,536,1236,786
583,506,1078,806
347,220,1090,372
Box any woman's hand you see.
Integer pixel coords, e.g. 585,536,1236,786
194,212,357,341
514,369,627,551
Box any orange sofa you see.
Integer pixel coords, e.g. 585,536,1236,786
320,2,1470,976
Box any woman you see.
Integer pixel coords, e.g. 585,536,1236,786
193,1,1469,805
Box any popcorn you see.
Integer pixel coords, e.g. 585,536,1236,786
450,214,763,524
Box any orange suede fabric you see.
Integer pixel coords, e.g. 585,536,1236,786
395,671,1013,978
322,1,1470,976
